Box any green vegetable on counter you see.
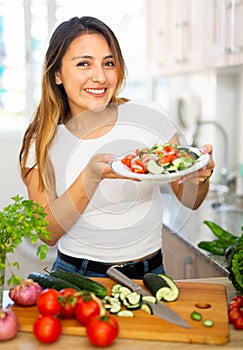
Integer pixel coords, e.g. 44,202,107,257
203,220,238,244
227,227,243,293
197,240,228,256
197,220,239,256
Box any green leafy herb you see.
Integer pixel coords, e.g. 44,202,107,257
227,228,243,293
0,194,50,285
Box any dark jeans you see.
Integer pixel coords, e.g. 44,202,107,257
51,250,165,279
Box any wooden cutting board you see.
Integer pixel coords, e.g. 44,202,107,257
10,278,229,345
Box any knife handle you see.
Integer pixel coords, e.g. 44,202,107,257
106,266,141,292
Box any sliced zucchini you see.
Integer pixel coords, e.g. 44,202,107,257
125,292,142,305
141,302,153,315
126,303,141,310
117,310,135,317
111,283,122,295
143,273,179,302
109,303,122,314
142,295,157,304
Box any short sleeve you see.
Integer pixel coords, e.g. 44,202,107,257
25,139,38,168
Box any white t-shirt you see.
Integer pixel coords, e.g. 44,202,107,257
27,101,177,262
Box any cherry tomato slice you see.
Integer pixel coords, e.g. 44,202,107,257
121,154,136,167
130,160,147,174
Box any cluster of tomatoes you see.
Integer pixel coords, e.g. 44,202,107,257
33,288,119,346
228,295,243,330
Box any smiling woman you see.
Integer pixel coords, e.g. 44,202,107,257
0,1,147,282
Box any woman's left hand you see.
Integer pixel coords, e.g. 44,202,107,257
178,144,215,185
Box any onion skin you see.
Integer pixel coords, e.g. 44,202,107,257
0,309,18,341
9,279,42,306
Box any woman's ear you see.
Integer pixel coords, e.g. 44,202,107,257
55,71,62,85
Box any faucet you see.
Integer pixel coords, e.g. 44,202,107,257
188,120,229,187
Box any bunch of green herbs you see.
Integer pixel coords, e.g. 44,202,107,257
0,194,50,285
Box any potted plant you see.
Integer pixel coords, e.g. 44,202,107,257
0,194,50,307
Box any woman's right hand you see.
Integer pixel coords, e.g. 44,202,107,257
85,153,138,181
84,153,119,181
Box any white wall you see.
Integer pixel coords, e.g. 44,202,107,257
0,129,56,287
0,130,26,210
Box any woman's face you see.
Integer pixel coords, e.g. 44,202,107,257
55,33,119,116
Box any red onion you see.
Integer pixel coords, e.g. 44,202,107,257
9,279,42,306
0,309,18,341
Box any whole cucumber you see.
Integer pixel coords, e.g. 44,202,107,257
50,269,107,298
28,272,81,291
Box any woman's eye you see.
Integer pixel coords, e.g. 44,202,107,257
77,61,89,67
105,61,115,67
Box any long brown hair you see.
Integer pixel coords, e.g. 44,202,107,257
19,16,128,189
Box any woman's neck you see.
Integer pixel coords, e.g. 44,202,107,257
65,105,118,139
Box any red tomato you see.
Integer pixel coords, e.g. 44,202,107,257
33,315,62,343
58,288,77,319
86,315,119,347
130,160,147,174
232,295,243,307
163,145,172,153
158,152,177,164
121,154,136,167
37,288,61,316
228,300,241,311
74,293,102,325
228,309,241,324
233,316,243,330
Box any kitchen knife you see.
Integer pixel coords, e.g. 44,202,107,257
106,266,190,329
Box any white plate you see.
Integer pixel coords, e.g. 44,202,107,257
110,147,210,183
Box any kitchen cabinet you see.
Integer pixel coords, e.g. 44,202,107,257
162,226,228,279
147,0,170,77
205,0,243,68
147,0,206,77
147,0,243,76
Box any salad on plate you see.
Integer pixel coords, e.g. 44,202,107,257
120,143,200,175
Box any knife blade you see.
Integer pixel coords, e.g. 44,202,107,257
106,266,190,329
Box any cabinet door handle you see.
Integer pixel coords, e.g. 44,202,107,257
175,21,188,64
183,256,193,279
221,0,231,53
231,0,241,53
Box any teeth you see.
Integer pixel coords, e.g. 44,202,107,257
86,88,105,94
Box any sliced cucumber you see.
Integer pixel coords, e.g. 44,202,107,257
125,292,142,305
118,286,132,301
142,295,157,304
126,302,141,310
191,311,202,321
111,283,122,295
117,310,135,317
172,157,193,170
109,303,122,314
146,159,165,174
203,319,214,327
141,302,153,315
143,273,179,302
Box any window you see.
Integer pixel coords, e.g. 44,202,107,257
0,0,146,131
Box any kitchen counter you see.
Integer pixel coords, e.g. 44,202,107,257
161,185,243,275
2,277,243,349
